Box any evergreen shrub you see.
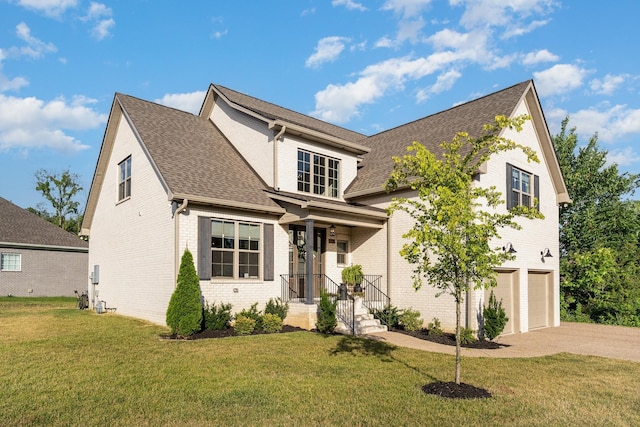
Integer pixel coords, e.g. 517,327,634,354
262,313,283,333
399,308,423,331
316,292,337,334
265,298,289,321
483,290,509,341
166,249,202,336
203,302,232,331
234,315,256,335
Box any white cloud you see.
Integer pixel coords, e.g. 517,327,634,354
15,0,78,18
0,94,105,154
547,103,640,145
14,22,57,58
454,0,555,31
416,69,462,102
382,0,433,18
155,91,206,114
606,147,640,167
332,0,367,12
91,18,114,40
81,3,114,40
84,1,110,19
589,74,629,95
533,64,590,97
522,49,559,66
305,37,350,68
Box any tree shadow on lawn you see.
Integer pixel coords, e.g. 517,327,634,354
328,334,492,400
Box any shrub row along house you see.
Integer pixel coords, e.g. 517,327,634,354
81,80,570,334
1,197,88,297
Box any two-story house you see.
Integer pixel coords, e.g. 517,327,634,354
81,80,569,334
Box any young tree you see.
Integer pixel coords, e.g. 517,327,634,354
166,249,203,336
33,168,84,234
385,115,542,385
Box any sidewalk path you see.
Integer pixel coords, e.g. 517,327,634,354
367,322,640,362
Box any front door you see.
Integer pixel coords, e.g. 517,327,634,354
289,226,324,299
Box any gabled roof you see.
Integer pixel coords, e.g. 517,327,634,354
82,94,284,233
0,197,88,250
203,84,371,155
346,80,533,196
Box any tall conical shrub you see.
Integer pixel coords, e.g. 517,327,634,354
166,249,203,336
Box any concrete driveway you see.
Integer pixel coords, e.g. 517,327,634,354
369,322,640,362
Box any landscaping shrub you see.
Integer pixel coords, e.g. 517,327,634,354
316,292,337,334
166,249,202,336
203,302,232,331
265,298,289,321
483,290,508,341
262,313,283,333
234,315,256,335
399,308,423,331
370,304,401,328
428,317,443,336
238,302,263,330
460,327,477,344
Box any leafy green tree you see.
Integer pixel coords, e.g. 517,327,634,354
166,249,203,336
385,115,542,385
552,118,640,325
32,168,84,234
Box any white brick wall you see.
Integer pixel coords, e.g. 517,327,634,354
182,206,287,316
87,117,175,325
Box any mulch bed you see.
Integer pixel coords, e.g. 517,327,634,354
162,324,307,340
422,382,492,399
391,328,509,350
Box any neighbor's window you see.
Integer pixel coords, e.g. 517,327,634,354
211,219,261,279
337,241,348,266
1,253,21,271
507,164,539,210
118,156,132,201
297,149,340,198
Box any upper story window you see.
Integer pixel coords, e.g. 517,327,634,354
118,156,132,201
507,163,539,210
1,253,21,271
298,149,340,198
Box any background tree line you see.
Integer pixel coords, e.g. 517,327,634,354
553,117,640,326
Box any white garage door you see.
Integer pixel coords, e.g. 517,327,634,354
486,271,518,335
528,272,550,329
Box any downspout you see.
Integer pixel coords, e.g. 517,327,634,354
174,199,189,286
386,216,392,300
273,126,286,191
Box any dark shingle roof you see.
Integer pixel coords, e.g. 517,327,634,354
213,85,367,142
0,197,88,249
116,94,281,210
346,80,531,195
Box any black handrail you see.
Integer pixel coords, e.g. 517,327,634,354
359,275,392,326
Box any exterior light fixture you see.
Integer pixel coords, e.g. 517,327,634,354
503,242,517,254
329,225,336,237
541,248,553,258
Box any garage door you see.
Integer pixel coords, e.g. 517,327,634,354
486,271,518,335
528,272,550,329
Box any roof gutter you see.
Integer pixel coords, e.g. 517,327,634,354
269,120,370,155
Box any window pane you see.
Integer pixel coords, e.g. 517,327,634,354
522,173,530,194
223,222,235,237
511,169,520,190
522,194,531,207
211,220,224,236
249,241,259,251
224,237,234,249
1,253,21,271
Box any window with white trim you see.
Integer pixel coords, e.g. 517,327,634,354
507,163,539,210
118,156,131,201
211,219,261,279
1,253,21,271
336,240,348,266
297,149,340,198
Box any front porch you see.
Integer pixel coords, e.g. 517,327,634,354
280,273,389,334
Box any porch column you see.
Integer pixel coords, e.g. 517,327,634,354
305,218,314,305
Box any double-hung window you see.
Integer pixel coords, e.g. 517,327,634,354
298,149,340,198
118,156,132,201
211,219,261,279
1,253,21,271
507,163,539,210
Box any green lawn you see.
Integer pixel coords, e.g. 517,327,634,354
1,297,639,426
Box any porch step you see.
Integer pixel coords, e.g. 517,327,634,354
336,301,388,335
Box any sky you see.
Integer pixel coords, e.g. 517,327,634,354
1,0,639,211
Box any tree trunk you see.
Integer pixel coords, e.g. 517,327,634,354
455,287,461,385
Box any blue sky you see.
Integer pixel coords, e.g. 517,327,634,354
1,0,639,210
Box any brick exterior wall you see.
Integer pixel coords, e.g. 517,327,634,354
0,247,87,297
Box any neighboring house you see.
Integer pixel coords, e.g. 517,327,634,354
81,80,570,334
0,197,89,297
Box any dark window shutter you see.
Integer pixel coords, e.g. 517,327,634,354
263,223,274,281
198,216,211,280
534,174,540,211
506,163,515,209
